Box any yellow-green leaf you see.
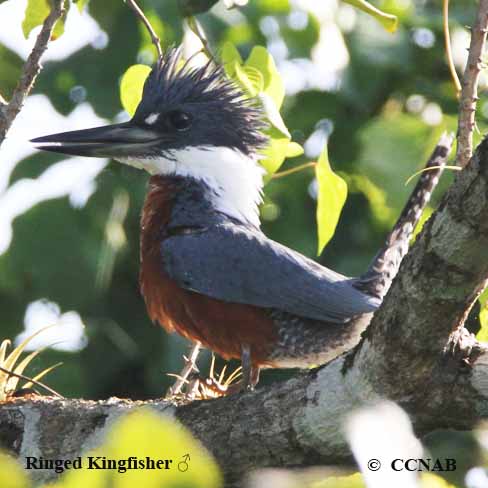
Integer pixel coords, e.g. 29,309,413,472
0,452,29,488
49,409,222,488
245,46,285,108
315,143,348,255
22,0,64,39
314,472,365,488
285,141,304,158
420,472,458,488
343,0,398,33
260,136,290,179
233,63,263,97
120,64,152,116
258,92,289,137
477,287,488,342
221,41,243,77
74,0,89,12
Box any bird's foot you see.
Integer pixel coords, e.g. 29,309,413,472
166,353,243,401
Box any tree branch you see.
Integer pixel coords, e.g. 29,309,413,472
456,0,488,167
2,137,488,486
0,0,65,148
125,0,163,59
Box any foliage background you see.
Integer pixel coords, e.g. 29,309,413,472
0,0,483,403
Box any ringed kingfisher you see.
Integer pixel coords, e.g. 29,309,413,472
32,49,450,393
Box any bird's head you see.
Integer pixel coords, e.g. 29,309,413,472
32,48,267,162
32,48,269,226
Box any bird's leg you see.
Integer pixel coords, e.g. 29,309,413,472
250,365,260,389
166,342,201,398
241,344,252,389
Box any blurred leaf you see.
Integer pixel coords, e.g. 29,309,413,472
345,173,395,228
357,113,433,212
420,472,458,487
316,143,348,255
0,452,29,488
313,472,365,487
221,41,243,77
255,0,290,13
179,0,219,16
477,288,488,342
0,45,23,98
74,0,89,12
285,141,304,158
234,63,263,96
50,410,222,488
120,64,151,116
245,46,285,108
258,92,290,137
343,0,398,33
22,0,64,39
261,136,290,178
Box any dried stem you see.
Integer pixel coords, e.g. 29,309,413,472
272,162,317,179
443,0,462,95
0,366,63,399
125,0,163,59
456,0,488,167
0,0,65,148
166,342,201,397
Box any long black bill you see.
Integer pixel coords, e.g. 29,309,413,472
31,122,162,158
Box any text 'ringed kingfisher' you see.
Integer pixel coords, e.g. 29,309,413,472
32,49,451,394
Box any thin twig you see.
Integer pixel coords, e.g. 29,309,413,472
0,0,65,147
0,366,63,398
456,0,488,167
166,342,201,397
272,162,317,179
443,0,462,95
125,0,163,59
186,16,215,61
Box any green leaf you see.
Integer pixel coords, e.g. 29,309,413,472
233,63,263,97
477,288,488,342
49,410,222,488
245,46,285,108
120,64,152,116
221,42,243,77
260,136,290,178
313,472,365,488
345,173,395,228
22,0,64,39
0,452,29,488
258,92,289,137
315,143,348,255
343,0,398,33
74,0,89,12
285,141,304,158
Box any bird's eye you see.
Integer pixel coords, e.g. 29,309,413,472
168,111,192,131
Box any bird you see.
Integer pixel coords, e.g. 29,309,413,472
32,49,451,393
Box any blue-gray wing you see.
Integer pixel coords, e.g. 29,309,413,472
161,223,380,323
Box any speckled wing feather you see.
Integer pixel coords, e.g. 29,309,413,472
161,223,379,323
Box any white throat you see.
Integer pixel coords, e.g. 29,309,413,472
119,146,265,227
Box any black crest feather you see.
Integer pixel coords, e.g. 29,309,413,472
133,48,268,155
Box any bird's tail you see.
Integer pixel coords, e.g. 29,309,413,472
355,133,454,300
